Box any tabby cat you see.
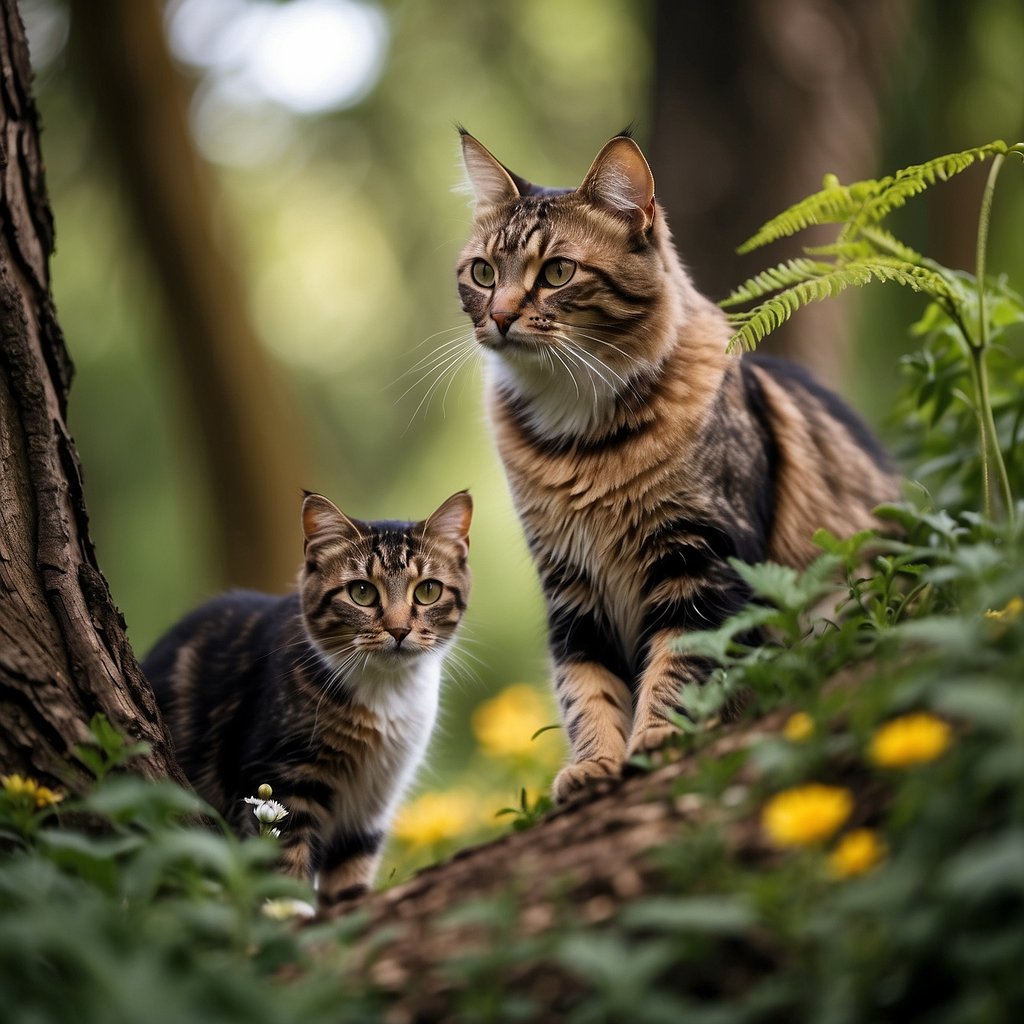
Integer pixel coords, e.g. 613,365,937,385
143,490,472,909
455,129,899,802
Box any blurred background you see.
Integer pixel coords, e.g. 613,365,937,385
22,0,1024,874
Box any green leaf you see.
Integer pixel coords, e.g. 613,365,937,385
940,831,1024,899
621,896,757,934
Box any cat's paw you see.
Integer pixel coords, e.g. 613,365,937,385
552,756,620,803
626,722,682,764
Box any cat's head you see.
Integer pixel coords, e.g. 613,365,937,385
456,129,688,387
298,491,472,670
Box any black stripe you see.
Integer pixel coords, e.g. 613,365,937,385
548,603,631,682
317,828,384,873
310,585,345,621
578,261,653,306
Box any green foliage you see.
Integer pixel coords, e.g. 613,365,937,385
723,138,1024,525
73,713,152,781
0,758,389,1024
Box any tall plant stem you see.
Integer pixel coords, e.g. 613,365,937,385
972,153,1015,523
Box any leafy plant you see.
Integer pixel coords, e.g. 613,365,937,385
722,140,1024,521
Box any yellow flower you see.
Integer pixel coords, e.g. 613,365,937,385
828,828,886,879
869,712,952,768
1,774,64,808
783,712,814,742
761,783,853,847
392,790,477,848
984,596,1023,628
472,684,561,760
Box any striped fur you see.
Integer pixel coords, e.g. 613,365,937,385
456,130,899,802
143,491,472,908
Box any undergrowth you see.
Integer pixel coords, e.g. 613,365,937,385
3,141,1024,1022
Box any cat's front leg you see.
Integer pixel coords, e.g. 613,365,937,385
627,627,709,758
314,826,385,915
551,660,633,803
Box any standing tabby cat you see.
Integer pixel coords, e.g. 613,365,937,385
143,490,472,909
455,129,899,802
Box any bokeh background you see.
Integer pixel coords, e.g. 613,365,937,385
22,0,1024,875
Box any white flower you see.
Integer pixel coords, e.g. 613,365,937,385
252,799,289,825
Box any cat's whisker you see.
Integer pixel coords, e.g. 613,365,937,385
394,335,475,400
401,340,481,428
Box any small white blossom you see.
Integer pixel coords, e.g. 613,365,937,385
253,799,288,825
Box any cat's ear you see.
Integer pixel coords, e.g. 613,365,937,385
459,130,522,208
578,136,656,232
423,491,473,557
301,493,364,549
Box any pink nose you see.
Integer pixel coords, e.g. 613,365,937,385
491,310,519,335
387,625,411,644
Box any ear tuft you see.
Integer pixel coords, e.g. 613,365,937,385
578,136,656,231
459,131,522,208
423,491,473,557
301,493,364,548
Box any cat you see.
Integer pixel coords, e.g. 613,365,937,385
455,128,900,803
143,490,472,910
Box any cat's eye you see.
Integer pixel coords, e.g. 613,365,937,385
347,581,379,607
413,579,443,605
471,259,495,288
540,258,576,288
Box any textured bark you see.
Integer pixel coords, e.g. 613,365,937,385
650,0,909,384
0,1,182,789
338,709,791,1021
66,0,309,592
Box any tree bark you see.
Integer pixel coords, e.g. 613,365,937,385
0,0,181,789
65,0,310,593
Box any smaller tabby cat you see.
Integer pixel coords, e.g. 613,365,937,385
143,490,472,910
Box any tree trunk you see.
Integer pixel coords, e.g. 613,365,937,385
0,0,181,790
649,0,909,385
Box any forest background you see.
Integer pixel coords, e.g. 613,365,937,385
22,0,1024,876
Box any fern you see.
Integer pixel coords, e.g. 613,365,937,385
737,141,1012,254
726,259,960,353
720,258,832,308
722,138,1024,522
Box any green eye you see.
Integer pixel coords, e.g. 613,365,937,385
471,259,495,287
413,579,443,605
540,258,576,288
347,581,379,607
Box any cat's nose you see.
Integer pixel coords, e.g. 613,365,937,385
386,625,411,645
491,310,519,335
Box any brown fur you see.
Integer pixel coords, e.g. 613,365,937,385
456,130,899,801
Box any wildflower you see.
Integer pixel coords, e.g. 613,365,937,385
245,797,288,825
1,773,64,809
869,712,952,768
984,596,1023,628
783,712,814,742
392,790,477,848
472,684,562,760
828,828,886,879
761,783,853,847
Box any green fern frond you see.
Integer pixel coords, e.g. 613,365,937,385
852,141,1010,230
802,240,878,261
736,180,870,254
737,141,1011,255
726,259,959,352
720,258,831,307
855,226,924,264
